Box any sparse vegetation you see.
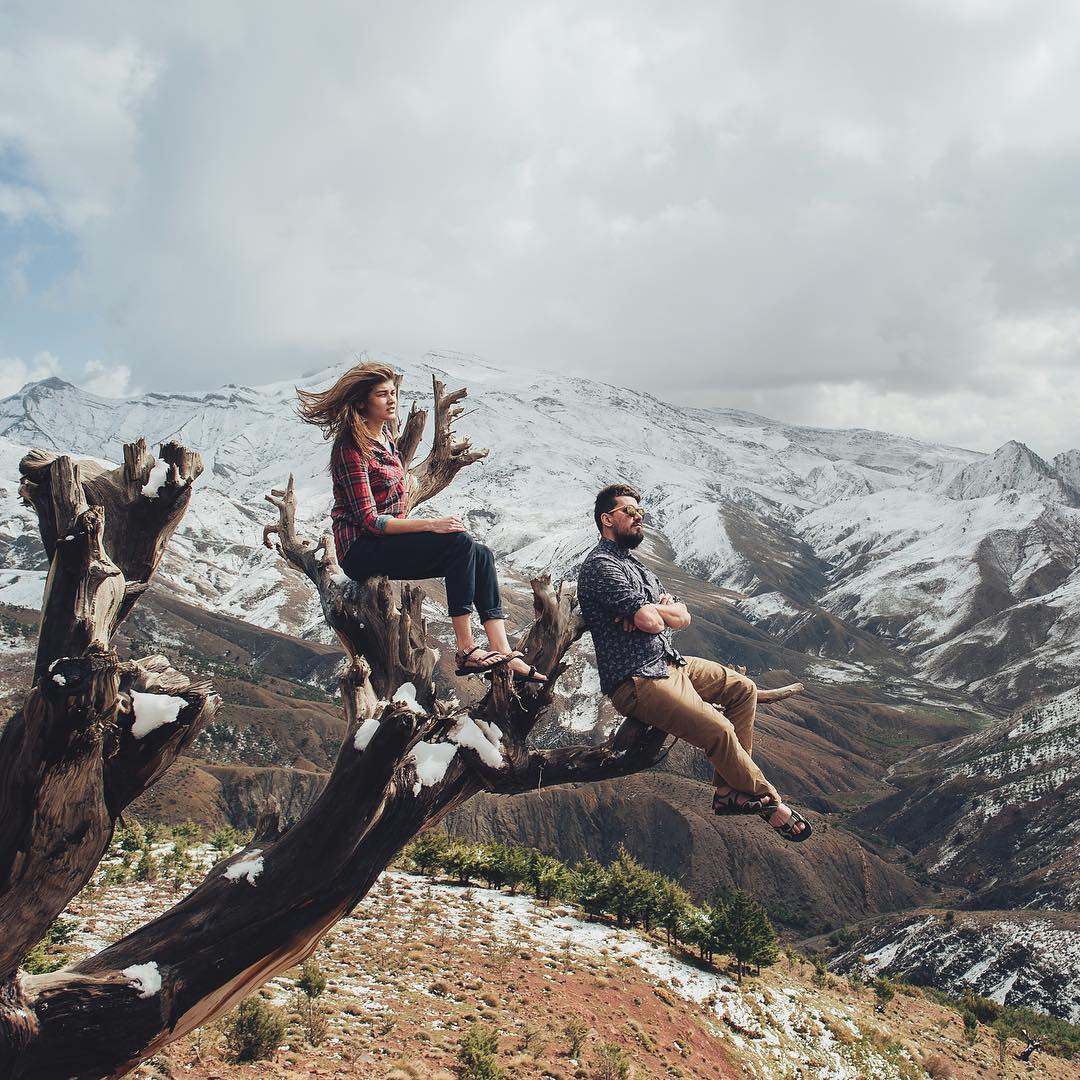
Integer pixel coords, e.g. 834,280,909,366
223,997,286,1063
564,1018,589,1058
402,835,779,982
21,916,78,974
457,1023,503,1080
593,1041,633,1079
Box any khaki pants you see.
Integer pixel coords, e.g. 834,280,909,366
609,658,779,803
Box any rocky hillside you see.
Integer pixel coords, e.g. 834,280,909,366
852,686,1080,911
448,773,931,936
2,354,1078,708
831,908,1080,1024
55,851,1078,1080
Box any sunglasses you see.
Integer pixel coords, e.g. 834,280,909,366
608,504,645,521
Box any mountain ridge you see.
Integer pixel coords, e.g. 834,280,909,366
3,353,1077,713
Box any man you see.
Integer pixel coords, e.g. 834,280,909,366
576,483,811,842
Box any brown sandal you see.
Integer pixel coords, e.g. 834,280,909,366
454,646,510,677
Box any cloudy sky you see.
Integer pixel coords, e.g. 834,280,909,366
2,1,1079,458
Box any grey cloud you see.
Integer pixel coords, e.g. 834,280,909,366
1,0,1079,456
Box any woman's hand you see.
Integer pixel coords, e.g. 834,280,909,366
427,516,466,533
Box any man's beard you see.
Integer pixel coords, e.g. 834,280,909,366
619,530,644,549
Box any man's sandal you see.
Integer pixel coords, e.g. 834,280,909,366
712,788,770,815
512,664,546,684
454,646,510,677
760,804,813,843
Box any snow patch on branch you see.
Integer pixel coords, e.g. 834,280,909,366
353,717,381,751
224,850,264,885
141,459,170,498
130,691,186,739
409,742,458,794
122,962,161,998
450,715,506,769
392,682,425,714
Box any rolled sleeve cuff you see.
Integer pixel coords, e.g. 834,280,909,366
611,596,646,620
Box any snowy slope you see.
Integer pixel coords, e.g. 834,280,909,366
1,352,1078,707
834,909,1080,1023
855,686,1080,910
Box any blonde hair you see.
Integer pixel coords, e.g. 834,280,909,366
296,361,398,462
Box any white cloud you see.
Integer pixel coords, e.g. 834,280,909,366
0,2,1079,453
80,358,137,398
0,351,60,397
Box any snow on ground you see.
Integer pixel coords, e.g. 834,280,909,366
854,913,1080,1023
805,660,873,685
0,570,46,609
60,855,928,1080
372,874,923,1080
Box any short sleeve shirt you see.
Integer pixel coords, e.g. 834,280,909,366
576,538,685,695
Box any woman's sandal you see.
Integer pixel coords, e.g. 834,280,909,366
712,788,770,815
454,646,511,677
760,803,813,843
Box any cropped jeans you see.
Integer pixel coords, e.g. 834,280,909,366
341,531,506,622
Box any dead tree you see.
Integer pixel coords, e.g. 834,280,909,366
0,375,705,1079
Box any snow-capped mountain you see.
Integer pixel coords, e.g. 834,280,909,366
1,352,1078,709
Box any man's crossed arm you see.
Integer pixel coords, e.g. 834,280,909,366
578,555,691,635
623,594,691,634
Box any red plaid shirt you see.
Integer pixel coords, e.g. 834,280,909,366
330,436,407,560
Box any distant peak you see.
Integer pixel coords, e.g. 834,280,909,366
29,377,76,392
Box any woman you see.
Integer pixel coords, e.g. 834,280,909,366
297,362,545,682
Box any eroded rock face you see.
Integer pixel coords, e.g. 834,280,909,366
832,909,1080,1022
853,686,1080,911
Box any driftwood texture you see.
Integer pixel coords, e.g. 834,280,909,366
0,375,689,1079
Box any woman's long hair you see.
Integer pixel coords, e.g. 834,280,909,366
296,361,398,462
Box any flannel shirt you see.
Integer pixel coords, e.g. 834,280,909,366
577,538,685,695
331,435,406,560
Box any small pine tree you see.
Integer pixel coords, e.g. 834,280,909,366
443,840,484,885
224,998,286,1063
408,830,450,876
654,878,692,947
568,856,611,916
594,1041,632,1079
292,958,329,1046
209,825,242,853
458,1023,503,1080
296,958,327,999
681,906,713,962
602,846,652,927
873,977,895,1013
492,841,530,894
530,854,570,903
564,1018,588,1058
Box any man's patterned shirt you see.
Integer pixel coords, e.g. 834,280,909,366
576,537,686,695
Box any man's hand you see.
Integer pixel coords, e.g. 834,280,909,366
615,615,637,632
658,593,675,605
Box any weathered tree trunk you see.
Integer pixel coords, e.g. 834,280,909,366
0,376,687,1079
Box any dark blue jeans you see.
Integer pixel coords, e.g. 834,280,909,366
341,531,505,621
